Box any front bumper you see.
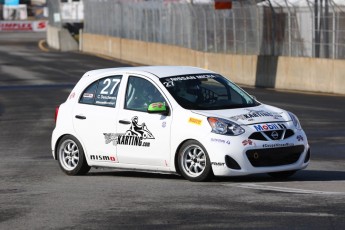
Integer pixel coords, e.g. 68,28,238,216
204,129,310,177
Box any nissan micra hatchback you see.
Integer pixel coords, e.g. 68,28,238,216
52,66,310,182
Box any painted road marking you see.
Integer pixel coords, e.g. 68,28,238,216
226,183,345,195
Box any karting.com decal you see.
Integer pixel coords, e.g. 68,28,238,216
104,116,154,147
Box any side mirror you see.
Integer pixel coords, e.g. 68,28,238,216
147,102,169,116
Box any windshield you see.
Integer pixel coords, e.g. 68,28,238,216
160,74,260,110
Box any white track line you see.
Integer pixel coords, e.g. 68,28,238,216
227,183,345,195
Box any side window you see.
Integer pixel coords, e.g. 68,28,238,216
79,81,98,105
125,76,166,112
79,76,121,107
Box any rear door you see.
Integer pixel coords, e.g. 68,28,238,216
73,75,122,166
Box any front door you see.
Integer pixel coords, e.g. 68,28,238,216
115,75,171,167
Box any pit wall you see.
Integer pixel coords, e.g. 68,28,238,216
81,33,345,95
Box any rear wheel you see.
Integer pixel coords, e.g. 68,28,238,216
178,140,213,182
57,135,90,175
268,170,297,179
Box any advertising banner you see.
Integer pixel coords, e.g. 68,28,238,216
0,20,47,32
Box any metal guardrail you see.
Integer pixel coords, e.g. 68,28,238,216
79,0,345,59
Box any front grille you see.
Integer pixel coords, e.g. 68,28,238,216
248,132,266,141
248,129,295,141
285,129,294,139
246,145,305,167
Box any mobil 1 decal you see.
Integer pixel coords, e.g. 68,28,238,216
252,123,287,132
104,116,154,147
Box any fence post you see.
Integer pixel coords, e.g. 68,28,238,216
256,6,260,54
284,0,292,56
202,7,207,52
213,10,217,52
332,11,336,59
232,8,236,53
223,12,226,53
243,6,247,54
324,0,330,58
268,0,276,55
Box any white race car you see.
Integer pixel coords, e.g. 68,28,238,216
52,66,310,182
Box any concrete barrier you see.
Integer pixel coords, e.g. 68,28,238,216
81,33,345,95
47,25,78,51
46,25,60,50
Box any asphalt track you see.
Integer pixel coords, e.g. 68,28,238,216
0,32,344,229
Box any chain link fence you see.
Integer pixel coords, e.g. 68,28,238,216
81,0,345,59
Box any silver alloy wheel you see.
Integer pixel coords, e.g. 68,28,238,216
58,139,80,171
181,144,207,178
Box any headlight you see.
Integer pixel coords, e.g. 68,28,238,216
207,117,245,136
288,112,302,130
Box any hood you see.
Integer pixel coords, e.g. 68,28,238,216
192,104,291,125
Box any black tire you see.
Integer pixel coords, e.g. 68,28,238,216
178,140,213,182
268,170,297,179
57,135,90,175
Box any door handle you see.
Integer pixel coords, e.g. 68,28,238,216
75,115,86,120
119,120,131,125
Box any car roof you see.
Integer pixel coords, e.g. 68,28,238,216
84,66,215,79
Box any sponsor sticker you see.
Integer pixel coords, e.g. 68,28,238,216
188,117,202,125
212,162,225,166
104,116,154,148
104,133,117,145
211,138,230,145
242,139,255,146
151,102,164,109
166,74,216,82
252,123,286,132
262,143,294,148
83,93,94,98
297,135,304,142
230,110,283,121
162,74,216,88
90,155,117,163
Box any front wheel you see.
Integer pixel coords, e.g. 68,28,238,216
57,135,90,175
178,140,213,182
268,170,297,179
